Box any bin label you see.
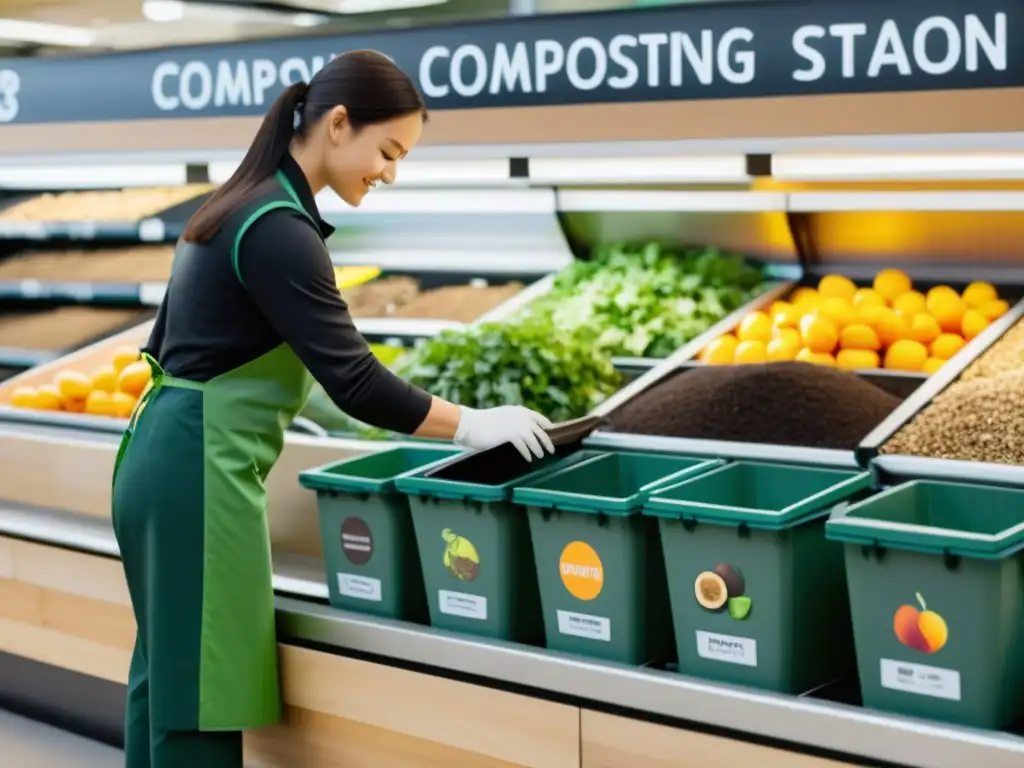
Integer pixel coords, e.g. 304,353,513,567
337,573,382,602
556,610,611,642
559,541,603,601
340,517,373,565
442,528,480,582
696,630,758,667
439,590,487,620
880,659,962,702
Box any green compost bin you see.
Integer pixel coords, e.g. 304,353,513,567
826,479,1024,730
299,446,461,621
512,450,722,665
643,461,873,694
394,443,587,644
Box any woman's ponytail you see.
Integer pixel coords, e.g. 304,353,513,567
182,81,309,244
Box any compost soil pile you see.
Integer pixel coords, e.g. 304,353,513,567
0,307,150,351
609,361,901,449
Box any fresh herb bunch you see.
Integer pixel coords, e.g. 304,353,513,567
524,242,767,358
392,318,623,423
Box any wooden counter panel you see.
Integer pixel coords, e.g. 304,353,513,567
581,711,857,767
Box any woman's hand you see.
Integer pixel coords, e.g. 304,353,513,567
454,405,555,461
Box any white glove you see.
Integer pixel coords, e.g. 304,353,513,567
454,405,556,462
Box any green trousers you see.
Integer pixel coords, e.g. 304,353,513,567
124,639,243,767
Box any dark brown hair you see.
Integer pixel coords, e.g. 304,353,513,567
183,50,426,244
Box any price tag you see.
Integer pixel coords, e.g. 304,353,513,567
138,218,166,242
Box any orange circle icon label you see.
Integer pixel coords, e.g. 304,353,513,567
559,541,603,601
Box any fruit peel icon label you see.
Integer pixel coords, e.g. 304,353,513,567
559,541,603,601
442,528,479,582
694,563,750,620
893,592,948,654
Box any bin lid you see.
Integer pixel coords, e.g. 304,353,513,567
826,479,1024,559
643,461,873,530
298,446,462,495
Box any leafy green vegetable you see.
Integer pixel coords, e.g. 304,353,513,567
521,242,767,358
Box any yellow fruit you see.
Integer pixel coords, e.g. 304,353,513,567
799,315,839,354
112,346,141,373
837,349,880,371
111,392,138,420
839,323,882,352
734,340,767,364
884,339,929,372
54,370,93,401
795,348,836,366
858,305,889,329
36,385,62,411
10,387,38,409
773,326,802,346
817,297,857,329
928,293,967,333
922,357,945,375
85,390,116,417
876,311,911,347
962,281,997,308
766,336,799,362
926,285,959,306
931,333,966,360
852,288,886,309
978,298,1010,321
790,287,820,306
701,335,738,365
772,303,803,329
961,309,989,340
62,397,86,414
818,274,857,301
91,365,119,394
892,291,927,318
768,300,792,318
737,312,773,343
118,361,152,397
873,269,912,302
907,313,942,345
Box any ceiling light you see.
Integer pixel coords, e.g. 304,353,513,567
292,13,330,27
333,0,447,13
0,19,96,47
142,0,186,23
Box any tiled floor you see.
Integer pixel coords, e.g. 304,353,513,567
0,708,121,767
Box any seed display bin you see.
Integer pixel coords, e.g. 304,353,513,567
643,461,872,694
512,450,722,665
299,446,461,621
826,479,1024,730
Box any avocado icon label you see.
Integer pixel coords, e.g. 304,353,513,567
559,541,603,601
340,517,373,565
442,528,479,582
694,563,751,620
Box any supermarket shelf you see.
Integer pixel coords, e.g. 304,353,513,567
556,190,788,213
0,405,128,434
789,191,1024,212
354,317,465,338
1,501,1021,768
0,280,154,305
473,272,555,325
330,249,569,276
319,188,557,216
0,347,55,368
0,217,178,242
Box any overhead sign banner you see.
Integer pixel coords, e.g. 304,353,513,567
0,0,1018,125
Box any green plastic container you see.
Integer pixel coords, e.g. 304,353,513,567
512,450,722,664
644,461,873,694
299,446,461,621
395,444,585,643
826,479,1024,730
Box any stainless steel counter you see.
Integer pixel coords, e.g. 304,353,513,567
2,501,1022,768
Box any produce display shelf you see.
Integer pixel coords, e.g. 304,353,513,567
0,218,181,242
0,500,1020,768
0,281,160,306
556,190,789,213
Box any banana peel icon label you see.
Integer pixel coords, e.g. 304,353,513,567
442,528,480,582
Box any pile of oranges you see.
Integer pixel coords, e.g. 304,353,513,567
699,269,1010,374
8,345,151,418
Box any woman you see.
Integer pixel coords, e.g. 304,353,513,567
111,49,555,767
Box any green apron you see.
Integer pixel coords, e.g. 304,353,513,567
112,171,315,732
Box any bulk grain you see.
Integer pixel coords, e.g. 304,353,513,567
609,361,901,449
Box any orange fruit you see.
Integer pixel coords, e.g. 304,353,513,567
907,313,942,345
734,340,767,364
978,298,1009,321
36,385,62,411
773,325,802,345
54,370,93,401
85,390,116,417
799,315,839,354
62,397,86,413
858,304,889,329
962,281,997,308
884,339,929,372
961,309,989,340
112,346,141,373
931,333,966,360
790,287,821,306
836,349,880,370
873,269,912,302
818,274,857,301
876,311,911,347
926,285,959,306
91,365,119,394
118,360,153,397
839,323,882,352
766,335,799,362
852,288,886,309
816,297,857,329
701,335,738,365
10,386,38,409
772,303,803,329
922,357,945,375
111,392,138,420
928,292,967,333
892,291,927,318
737,312,773,343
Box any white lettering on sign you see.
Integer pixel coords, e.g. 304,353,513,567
792,13,1006,82
880,659,962,701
